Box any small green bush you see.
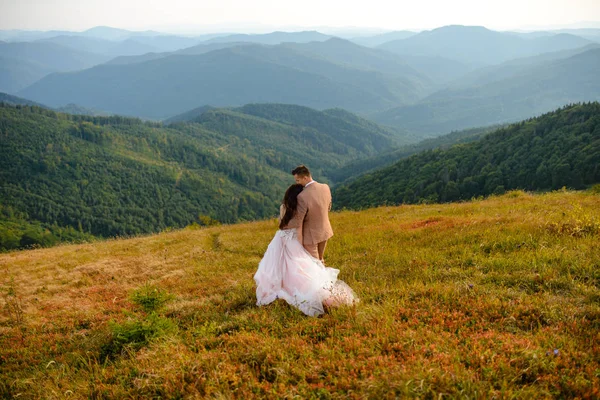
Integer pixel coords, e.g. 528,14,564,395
130,283,174,312
101,313,176,359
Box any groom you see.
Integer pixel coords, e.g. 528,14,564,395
292,165,334,262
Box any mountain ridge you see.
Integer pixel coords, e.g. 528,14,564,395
18,42,430,119
372,48,600,135
336,102,600,209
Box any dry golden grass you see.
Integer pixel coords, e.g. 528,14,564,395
1,189,599,398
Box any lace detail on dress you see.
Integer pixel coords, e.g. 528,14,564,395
278,228,298,240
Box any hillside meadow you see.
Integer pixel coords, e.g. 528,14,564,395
1,189,599,398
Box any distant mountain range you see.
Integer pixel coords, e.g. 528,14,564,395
349,31,417,47
0,26,190,42
0,28,335,93
18,39,432,119
372,48,600,136
3,24,600,138
0,92,110,116
448,43,600,89
379,25,593,68
0,41,110,92
200,31,332,45
0,92,47,107
163,105,216,124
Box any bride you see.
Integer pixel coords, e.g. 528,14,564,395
254,184,358,317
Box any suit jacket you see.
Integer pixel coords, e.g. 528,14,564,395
293,182,334,245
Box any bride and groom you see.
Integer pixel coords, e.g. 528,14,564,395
254,165,358,317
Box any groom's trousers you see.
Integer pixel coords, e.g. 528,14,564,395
304,240,328,261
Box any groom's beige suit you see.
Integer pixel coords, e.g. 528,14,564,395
293,181,334,259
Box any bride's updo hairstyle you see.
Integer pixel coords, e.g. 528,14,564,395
279,184,304,229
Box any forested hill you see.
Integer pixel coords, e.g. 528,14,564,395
0,103,396,251
168,103,400,173
333,103,600,210
0,92,47,107
327,124,504,184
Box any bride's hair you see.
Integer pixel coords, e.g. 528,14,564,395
279,184,304,229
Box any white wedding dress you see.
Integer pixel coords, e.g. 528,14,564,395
254,228,358,317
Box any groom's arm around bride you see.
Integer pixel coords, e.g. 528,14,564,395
291,165,334,262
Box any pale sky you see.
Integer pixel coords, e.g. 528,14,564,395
1,0,599,33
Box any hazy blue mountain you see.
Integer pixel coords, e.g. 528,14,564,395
0,91,112,115
372,48,600,136
0,29,74,42
176,41,264,55
18,50,388,118
37,35,161,56
182,39,433,102
105,38,160,56
379,25,592,67
37,35,122,53
79,26,162,41
4,27,206,54
164,105,216,123
0,92,48,107
106,38,433,101
106,41,257,65
553,28,600,42
281,38,429,83
506,29,600,42
507,31,555,39
450,43,600,88
349,30,478,84
55,103,111,116
532,33,596,53
224,43,429,105
0,55,53,93
19,42,429,119
394,54,472,84
104,52,170,65
0,41,109,71
0,26,151,42
349,31,417,47
128,35,203,52
0,41,110,93
0,27,232,44
201,31,333,45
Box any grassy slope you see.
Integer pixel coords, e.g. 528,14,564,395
1,190,599,398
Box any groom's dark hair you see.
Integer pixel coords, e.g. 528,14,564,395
292,165,311,177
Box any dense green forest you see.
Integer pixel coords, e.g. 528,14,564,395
3,101,598,251
0,103,394,251
334,103,600,209
327,124,504,184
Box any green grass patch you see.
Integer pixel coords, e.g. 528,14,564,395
130,283,175,312
101,313,177,359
